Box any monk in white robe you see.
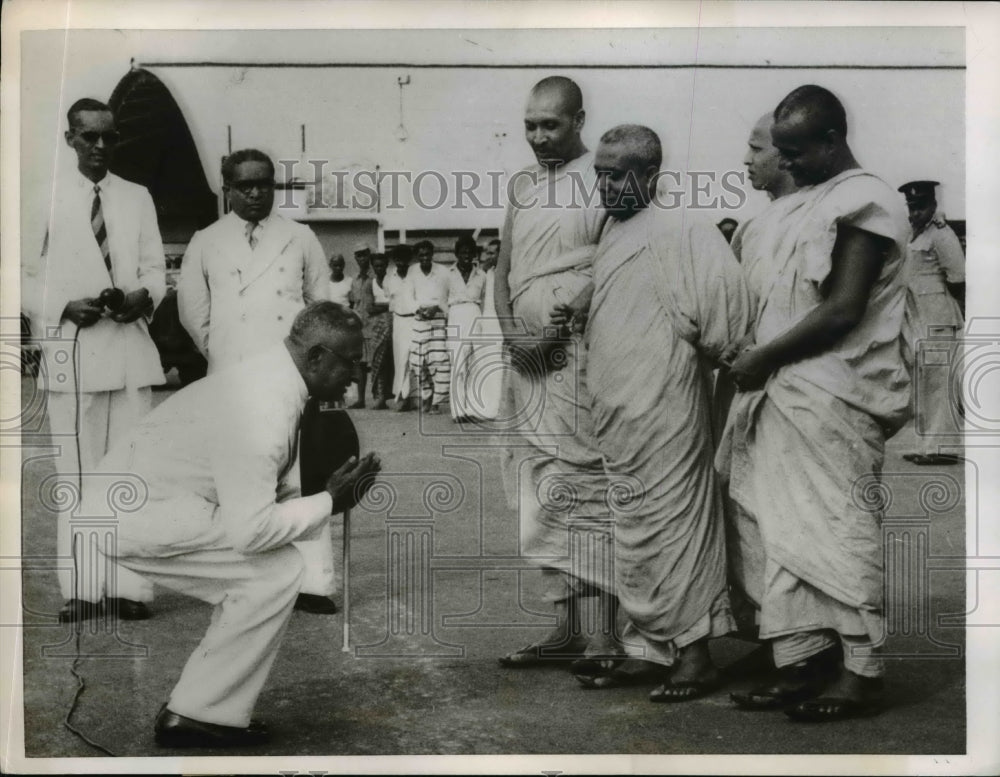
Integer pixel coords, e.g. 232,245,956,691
494,77,615,665
720,86,911,722
558,125,751,701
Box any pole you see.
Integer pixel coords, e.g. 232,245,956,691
341,507,351,653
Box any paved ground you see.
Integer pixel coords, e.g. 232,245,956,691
17,377,967,757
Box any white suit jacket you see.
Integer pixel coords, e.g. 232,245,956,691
94,345,334,558
178,211,328,374
21,170,166,393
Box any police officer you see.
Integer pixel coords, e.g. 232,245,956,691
897,180,965,465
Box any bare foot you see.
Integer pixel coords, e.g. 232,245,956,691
785,668,884,721
648,640,722,703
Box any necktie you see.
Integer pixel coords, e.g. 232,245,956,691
91,185,113,278
246,220,260,249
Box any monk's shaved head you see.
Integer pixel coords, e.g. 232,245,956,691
752,112,774,139
599,124,662,171
771,85,858,187
744,111,796,199
529,76,583,115
524,75,587,167
773,84,848,139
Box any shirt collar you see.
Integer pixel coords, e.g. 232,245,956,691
73,168,110,190
232,211,271,229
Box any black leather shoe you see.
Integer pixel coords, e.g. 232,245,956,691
58,598,103,624
294,593,339,614
154,706,270,748
106,598,152,621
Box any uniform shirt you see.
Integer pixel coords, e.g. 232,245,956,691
905,213,965,290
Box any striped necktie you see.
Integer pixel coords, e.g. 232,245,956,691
246,220,260,249
91,185,112,278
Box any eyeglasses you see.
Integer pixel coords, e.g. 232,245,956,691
228,180,276,195
73,130,121,146
317,344,363,369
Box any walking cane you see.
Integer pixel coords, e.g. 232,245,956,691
299,400,360,654
341,506,351,653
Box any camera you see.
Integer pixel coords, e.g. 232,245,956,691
98,287,125,312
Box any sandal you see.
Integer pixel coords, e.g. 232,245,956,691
730,644,840,711
649,671,722,703
785,676,884,722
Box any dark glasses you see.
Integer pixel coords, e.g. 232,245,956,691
74,130,121,146
228,180,276,195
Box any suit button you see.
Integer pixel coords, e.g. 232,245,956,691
277,315,283,321
276,290,282,296
241,314,247,321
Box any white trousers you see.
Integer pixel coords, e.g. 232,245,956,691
392,314,415,400
447,302,481,419
278,455,337,596
46,388,156,603
117,545,304,727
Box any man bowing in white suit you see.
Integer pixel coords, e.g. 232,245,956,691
22,98,166,624
178,148,337,614
91,302,381,747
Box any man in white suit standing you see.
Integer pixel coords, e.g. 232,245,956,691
178,148,338,614
91,302,381,747
22,98,166,623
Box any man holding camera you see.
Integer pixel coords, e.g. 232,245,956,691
22,97,166,624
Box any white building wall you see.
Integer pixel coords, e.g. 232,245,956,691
21,27,964,258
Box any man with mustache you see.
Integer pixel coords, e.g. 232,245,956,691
88,302,380,746
178,148,337,615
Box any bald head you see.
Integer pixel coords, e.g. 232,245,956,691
744,112,796,199
770,85,857,186
529,76,583,114
523,76,587,167
773,84,848,139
